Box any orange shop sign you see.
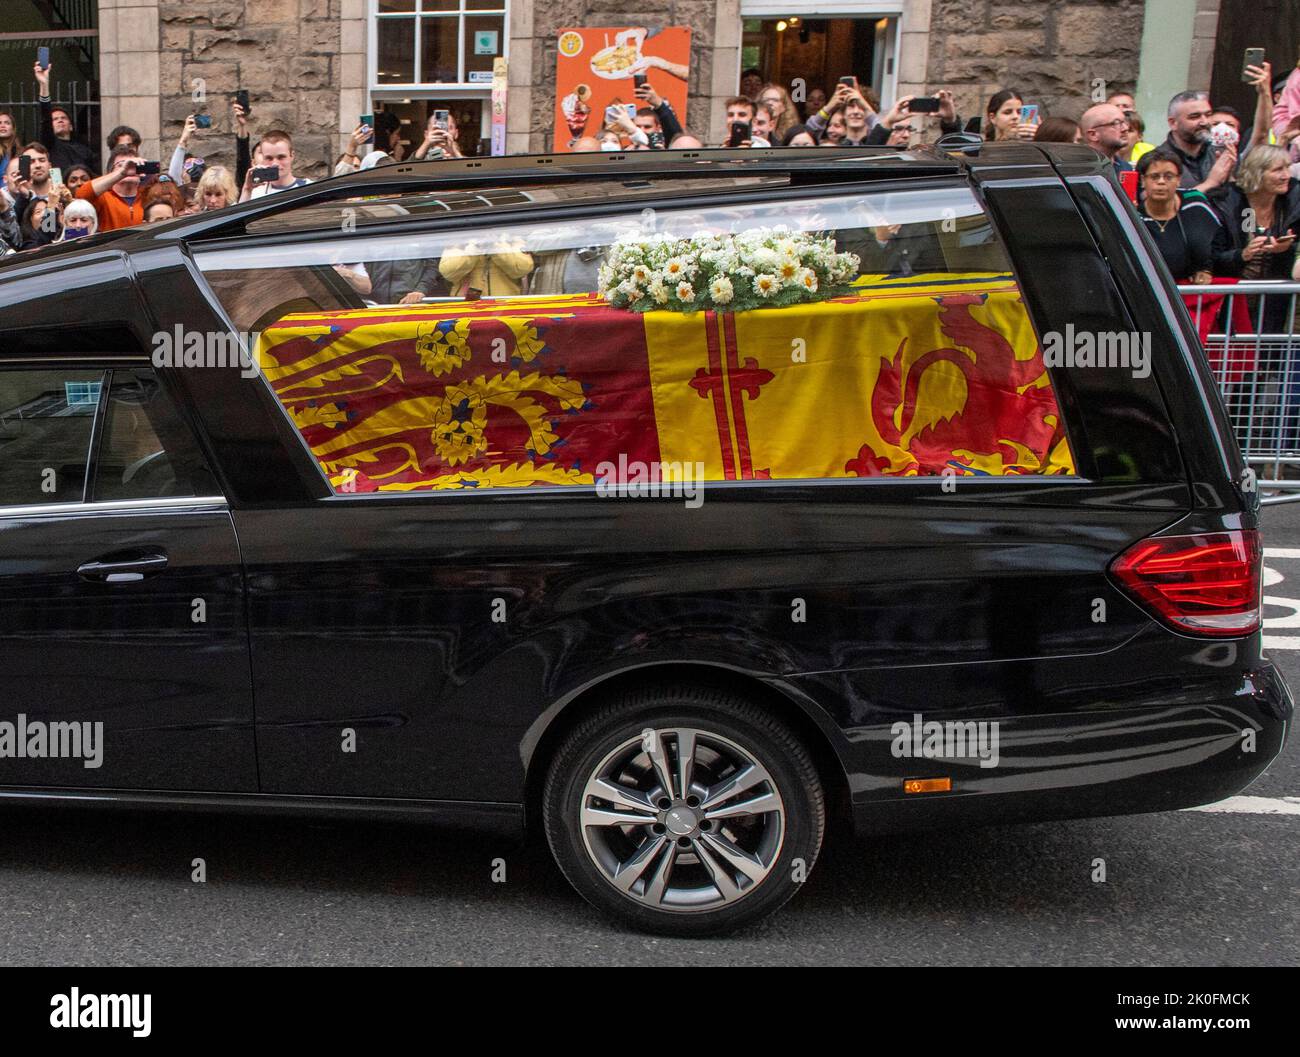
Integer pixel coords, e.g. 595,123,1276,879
553,27,691,152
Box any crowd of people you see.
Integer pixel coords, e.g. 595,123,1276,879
0,61,327,252
3,49,1300,290
568,55,1300,291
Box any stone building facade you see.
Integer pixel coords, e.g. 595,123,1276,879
93,0,1225,177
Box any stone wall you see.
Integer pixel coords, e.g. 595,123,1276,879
517,0,736,153
926,0,1146,129
156,0,345,180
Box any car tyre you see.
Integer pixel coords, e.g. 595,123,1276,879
543,684,825,936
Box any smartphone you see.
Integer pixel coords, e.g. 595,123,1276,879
433,109,449,130
909,96,941,113
624,103,637,120
728,121,751,147
17,155,31,181
359,114,374,143
49,167,62,187
1118,168,1139,205
1020,104,1039,124
251,165,280,183
648,131,665,149
37,47,49,71
1243,47,1266,82
235,89,251,118
138,161,161,176
194,114,212,129
633,73,647,89
838,76,857,88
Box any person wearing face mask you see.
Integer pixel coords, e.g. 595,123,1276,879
76,144,148,230
55,198,96,241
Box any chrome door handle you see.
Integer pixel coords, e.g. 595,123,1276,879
76,552,169,583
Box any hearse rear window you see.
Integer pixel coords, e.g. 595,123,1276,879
195,185,1075,494
243,176,791,235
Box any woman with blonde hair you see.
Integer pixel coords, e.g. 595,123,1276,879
197,165,239,211
757,83,798,140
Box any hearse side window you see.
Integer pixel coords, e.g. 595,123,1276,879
92,368,212,502
195,185,1076,495
0,369,102,506
0,367,214,510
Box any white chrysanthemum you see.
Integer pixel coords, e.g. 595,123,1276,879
750,248,780,272
754,274,780,298
675,281,695,301
798,268,818,292
647,277,669,304
632,264,651,283
663,256,691,279
709,276,734,303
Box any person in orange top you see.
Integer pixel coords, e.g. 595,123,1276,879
75,144,147,231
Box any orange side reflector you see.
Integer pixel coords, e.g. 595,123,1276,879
903,777,952,794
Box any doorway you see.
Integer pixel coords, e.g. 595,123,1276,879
373,98,486,158
741,16,898,114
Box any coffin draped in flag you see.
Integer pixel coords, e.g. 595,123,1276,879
253,272,1074,492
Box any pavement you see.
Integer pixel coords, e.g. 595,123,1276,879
0,505,1296,966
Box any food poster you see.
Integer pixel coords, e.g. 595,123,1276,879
553,27,691,152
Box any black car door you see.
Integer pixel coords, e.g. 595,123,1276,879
0,360,256,791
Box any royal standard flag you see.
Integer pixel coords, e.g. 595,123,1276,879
254,273,1073,493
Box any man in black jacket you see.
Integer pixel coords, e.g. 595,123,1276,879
34,62,97,175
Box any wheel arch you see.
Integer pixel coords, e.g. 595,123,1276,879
520,662,854,837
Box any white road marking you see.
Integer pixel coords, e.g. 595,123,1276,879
1261,556,1300,648
1184,796,1300,816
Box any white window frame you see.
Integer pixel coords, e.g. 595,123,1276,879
368,0,509,92
733,4,903,109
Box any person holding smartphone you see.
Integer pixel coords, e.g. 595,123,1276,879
75,145,150,230
166,113,205,184
241,130,311,201
413,110,464,160
982,89,1036,141
806,80,875,144
632,79,684,146
34,60,97,176
11,143,61,222
720,97,758,147
1214,144,1299,275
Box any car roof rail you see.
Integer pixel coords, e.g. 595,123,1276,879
936,131,983,156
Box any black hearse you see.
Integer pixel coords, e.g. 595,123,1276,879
0,142,1289,935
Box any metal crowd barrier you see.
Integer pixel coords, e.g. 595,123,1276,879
1178,280,1300,505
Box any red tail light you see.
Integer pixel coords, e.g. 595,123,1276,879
1109,530,1262,637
